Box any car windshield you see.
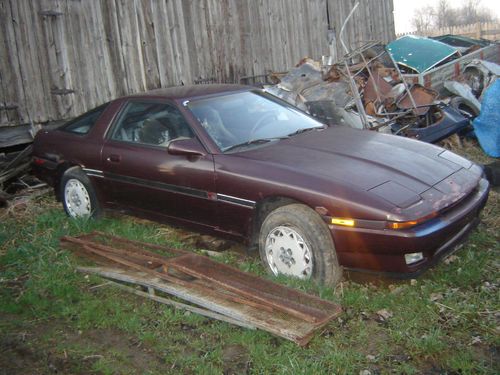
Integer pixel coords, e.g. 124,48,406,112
187,91,323,152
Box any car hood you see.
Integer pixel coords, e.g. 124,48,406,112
234,127,479,208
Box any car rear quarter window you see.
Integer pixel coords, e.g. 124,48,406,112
60,103,109,135
109,101,194,147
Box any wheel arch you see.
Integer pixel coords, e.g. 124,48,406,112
248,195,308,250
54,163,84,201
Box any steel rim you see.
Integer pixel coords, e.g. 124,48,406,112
64,178,92,218
265,225,313,279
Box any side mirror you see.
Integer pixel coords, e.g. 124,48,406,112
167,137,205,157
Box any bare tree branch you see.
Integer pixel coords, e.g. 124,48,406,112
410,0,497,31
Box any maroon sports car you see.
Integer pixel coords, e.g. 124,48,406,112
33,85,489,285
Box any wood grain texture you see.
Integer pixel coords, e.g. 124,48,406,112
1,0,395,127
326,0,397,56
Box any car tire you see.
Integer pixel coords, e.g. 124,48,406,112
60,167,101,219
258,203,342,286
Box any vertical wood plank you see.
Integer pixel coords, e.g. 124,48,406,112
39,0,73,120
99,0,129,97
136,1,160,90
10,0,46,123
0,0,26,125
151,0,175,86
64,0,98,112
91,1,116,101
180,0,200,82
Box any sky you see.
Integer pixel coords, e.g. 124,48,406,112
393,0,500,33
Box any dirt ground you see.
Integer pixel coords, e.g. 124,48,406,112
0,312,163,375
0,310,255,375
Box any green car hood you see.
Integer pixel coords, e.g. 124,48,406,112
387,35,460,74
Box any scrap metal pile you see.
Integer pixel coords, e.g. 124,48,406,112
265,42,471,143
0,145,49,207
61,232,342,346
0,145,33,193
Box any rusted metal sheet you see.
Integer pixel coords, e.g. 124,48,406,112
363,73,393,104
397,86,438,116
167,253,338,324
60,232,342,346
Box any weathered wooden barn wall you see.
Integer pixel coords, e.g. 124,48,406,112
0,0,395,127
327,0,395,54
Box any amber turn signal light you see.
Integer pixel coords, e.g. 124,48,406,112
386,220,419,229
331,218,356,227
386,212,438,230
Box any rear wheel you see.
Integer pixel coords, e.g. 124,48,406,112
258,203,342,286
61,167,101,218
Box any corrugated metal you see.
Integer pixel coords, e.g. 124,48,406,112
0,0,395,126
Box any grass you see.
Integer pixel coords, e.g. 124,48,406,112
0,144,499,374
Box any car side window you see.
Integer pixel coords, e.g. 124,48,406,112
110,101,194,146
60,103,109,135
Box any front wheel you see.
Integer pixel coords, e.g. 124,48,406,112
60,167,101,218
258,203,342,286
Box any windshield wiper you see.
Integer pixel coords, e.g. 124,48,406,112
287,126,324,137
223,137,287,153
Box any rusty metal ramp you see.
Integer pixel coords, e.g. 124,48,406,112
167,253,337,324
60,232,342,346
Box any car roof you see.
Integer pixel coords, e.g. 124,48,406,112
387,35,460,73
123,84,251,101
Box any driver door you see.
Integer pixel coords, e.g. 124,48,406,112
101,99,216,226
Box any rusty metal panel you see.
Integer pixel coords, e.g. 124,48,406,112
397,86,438,116
60,232,342,346
167,253,340,324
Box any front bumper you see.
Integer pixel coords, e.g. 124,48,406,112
405,105,470,144
331,177,489,275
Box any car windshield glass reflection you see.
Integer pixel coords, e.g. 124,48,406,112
187,91,323,152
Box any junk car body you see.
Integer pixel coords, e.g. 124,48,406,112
387,35,500,95
33,85,489,285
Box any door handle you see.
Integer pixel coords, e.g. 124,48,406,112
106,154,121,163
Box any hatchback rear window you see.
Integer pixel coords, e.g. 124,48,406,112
60,103,109,135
